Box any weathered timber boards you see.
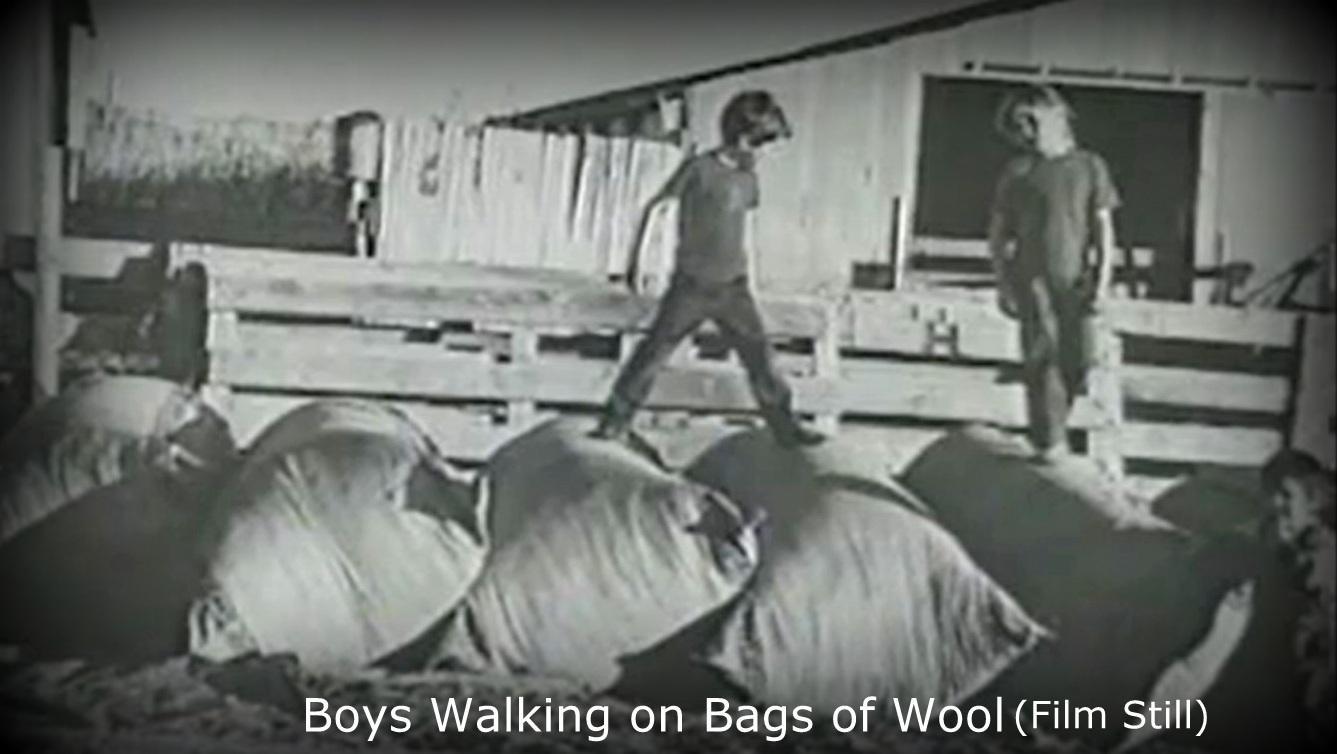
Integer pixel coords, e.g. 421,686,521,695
209,340,1103,428
206,273,830,338
1104,299,1300,347
170,243,602,289
846,292,1302,351
1119,421,1282,466
56,238,156,277
212,345,836,415
844,292,1019,361
177,244,1302,347
839,358,1104,427
221,290,1295,415
1122,365,1291,413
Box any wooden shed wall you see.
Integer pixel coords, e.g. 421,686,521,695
684,0,1335,296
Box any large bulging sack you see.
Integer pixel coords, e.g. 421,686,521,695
902,426,1248,746
677,430,1046,716
0,375,236,543
0,465,213,663
419,418,760,692
900,425,1186,620
1150,468,1265,537
191,400,484,672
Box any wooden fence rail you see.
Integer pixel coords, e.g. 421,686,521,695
164,244,1128,479
172,243,1331,501
14,239,1329,507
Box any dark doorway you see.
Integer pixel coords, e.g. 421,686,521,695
913,76,1202,301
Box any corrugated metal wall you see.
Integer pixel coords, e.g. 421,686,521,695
685,0,1335,295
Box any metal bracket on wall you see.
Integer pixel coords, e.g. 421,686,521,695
923,309,960,358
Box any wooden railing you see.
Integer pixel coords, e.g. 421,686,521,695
164,244,1129,481
16,239,1328,506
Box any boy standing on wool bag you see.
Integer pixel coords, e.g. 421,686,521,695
593,90,824,448
988,84,1121,462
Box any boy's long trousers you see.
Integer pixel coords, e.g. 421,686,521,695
1017,277,1095,451
603,274,803,435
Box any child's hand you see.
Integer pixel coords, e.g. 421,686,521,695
996,284,1020,319
1077,271,1107,313
622,263,642,294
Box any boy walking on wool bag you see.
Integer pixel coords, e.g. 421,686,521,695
592,90,825,448
988,84,1121,462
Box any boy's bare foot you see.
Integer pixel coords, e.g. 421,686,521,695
589,421,628,443
1031,442,1072,464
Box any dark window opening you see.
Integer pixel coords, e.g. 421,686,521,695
912,76,1202,301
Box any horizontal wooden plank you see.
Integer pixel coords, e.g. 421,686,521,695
845,290,1302,357
57,238,157,277
910,236,991,260
170,242,604,289
845,290,1021,361
208,274,830,338
1105,299,1299,347
181,245,1302,347
910,237,1155,267
1119,422,1282,467
210,331,1105,429
840,358,1104,428
229,320,507,353
1122,365,1291,414
211,343,844,416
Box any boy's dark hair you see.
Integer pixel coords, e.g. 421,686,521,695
994,83,1075,148
720,90,792,147
1261,448,1326,495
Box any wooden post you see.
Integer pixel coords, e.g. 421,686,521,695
199,309,239,418
32,147,63,401
888,195,907,290
1192,91,1223,305
1087,315,1125,497
813,301,842,435
506,328,539,430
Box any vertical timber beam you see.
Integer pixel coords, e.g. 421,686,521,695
506,327,539,430
199,309,238,419
1087,315,1125,497
30,1,61,402
33,147,63,401
813,300,842,435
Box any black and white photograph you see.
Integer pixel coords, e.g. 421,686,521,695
0,1,1333,752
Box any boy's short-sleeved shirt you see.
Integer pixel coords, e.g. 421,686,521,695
665,152,759,284
992,149,1120,288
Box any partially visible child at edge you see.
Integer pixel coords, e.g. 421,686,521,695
987,84,1120,463
1261,449,1336,748
592,90,825,448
